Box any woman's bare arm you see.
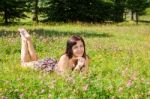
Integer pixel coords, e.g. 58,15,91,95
74,56,89,74
57,55,69,74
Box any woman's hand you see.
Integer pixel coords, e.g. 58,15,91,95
74,57,85,70
77,57,85,66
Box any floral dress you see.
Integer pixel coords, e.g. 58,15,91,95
34,58,58,72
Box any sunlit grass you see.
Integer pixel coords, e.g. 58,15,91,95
0,22,150,98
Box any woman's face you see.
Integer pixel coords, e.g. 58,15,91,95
72,40,84,58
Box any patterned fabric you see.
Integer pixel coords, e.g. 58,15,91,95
34,58,57,72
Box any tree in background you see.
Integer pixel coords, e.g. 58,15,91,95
44,0,115,22
0,0,27,24
37,0,150,23
126,0,150,24
111,0,126,22
32,0,39,23
28,0,50,23
0,0,150,24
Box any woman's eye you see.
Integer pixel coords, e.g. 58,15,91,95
73,46,78,49
80,45,83,47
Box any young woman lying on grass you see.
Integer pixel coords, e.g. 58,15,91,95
18,28,89,75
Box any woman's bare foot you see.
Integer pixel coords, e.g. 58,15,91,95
18,28,31,40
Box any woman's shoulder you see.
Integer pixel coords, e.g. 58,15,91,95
59,54,69,60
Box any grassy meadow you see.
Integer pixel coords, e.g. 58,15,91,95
0,20,150,98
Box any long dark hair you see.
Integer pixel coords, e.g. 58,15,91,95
65,35,86,59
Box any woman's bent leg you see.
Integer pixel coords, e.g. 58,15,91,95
21,38,31,62
26,36,38,61
19,28,38,61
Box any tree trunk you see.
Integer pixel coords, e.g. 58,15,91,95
131,11,134,20
4,9,8,24
135,12,139,24
32,0,39,23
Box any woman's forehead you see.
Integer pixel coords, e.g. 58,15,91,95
74,40,83,45
76,40,83,44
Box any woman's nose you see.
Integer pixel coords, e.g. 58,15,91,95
77,47,82,51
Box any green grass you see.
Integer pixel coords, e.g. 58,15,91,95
0,22,150,98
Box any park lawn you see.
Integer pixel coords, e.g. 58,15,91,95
0,23,150,98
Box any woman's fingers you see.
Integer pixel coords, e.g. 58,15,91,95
79,57,85,62
77,57,85,66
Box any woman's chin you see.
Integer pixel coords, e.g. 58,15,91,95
74,55,83,57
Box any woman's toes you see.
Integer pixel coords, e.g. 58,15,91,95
18,28,31,40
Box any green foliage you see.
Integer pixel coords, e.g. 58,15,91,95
126,0,150,13
44,0,116,22
145,7,150,15
125,0,150,24
0,0,150,23
0,0,27,24
112,0,126,22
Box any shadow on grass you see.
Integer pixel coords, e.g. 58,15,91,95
0,28,113,38
139,20,150,24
